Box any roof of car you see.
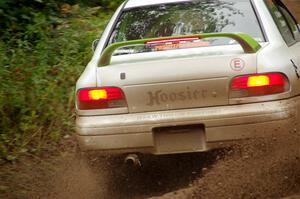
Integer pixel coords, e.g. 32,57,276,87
124,0,191,9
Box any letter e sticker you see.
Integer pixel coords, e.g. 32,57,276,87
230,58,245,71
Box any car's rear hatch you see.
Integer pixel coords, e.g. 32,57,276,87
97,46,258,113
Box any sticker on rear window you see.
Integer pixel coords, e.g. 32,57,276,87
153,41,211,51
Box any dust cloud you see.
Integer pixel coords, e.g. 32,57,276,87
155,131,300,199
32,130,300,199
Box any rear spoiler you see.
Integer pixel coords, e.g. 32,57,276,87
99,32,261,66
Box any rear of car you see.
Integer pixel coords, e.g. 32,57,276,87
76,0,300,155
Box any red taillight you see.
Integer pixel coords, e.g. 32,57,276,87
77,87,127,110
230,73,289,98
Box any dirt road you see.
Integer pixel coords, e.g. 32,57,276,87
1,130,300,199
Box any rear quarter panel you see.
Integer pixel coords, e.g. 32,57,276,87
254,0,300,97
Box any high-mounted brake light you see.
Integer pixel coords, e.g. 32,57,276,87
145,37,200,45
77,87,127,110
230,73,289,98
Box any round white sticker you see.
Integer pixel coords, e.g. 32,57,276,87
230,58,245,71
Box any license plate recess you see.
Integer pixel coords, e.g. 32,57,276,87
153,124,206,154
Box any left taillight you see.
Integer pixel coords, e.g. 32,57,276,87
230,73,290,98
77,87,127,110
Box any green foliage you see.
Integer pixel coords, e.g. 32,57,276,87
0,0,58,38
0,5,112,160
0,0,122,39
97,0,124,9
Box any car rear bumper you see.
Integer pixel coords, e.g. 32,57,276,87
76,96,300,155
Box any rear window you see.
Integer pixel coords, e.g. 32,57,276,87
108,0,265,54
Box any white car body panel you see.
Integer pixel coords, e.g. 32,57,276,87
76,0,300,155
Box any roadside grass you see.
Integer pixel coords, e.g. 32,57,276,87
0,5,112,161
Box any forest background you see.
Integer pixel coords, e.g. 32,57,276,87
0,0,122,161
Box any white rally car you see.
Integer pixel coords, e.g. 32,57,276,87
76,0,300,156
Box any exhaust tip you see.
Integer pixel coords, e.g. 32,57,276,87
124,154,141,168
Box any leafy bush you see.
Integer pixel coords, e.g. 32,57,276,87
0,0,123,39
0,5,112,160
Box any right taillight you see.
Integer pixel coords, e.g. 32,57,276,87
77,87,127,110
230,73,290,98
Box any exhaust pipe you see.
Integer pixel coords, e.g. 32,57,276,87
124,154,141,167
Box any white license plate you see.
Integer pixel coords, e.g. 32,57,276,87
153,124,206,154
